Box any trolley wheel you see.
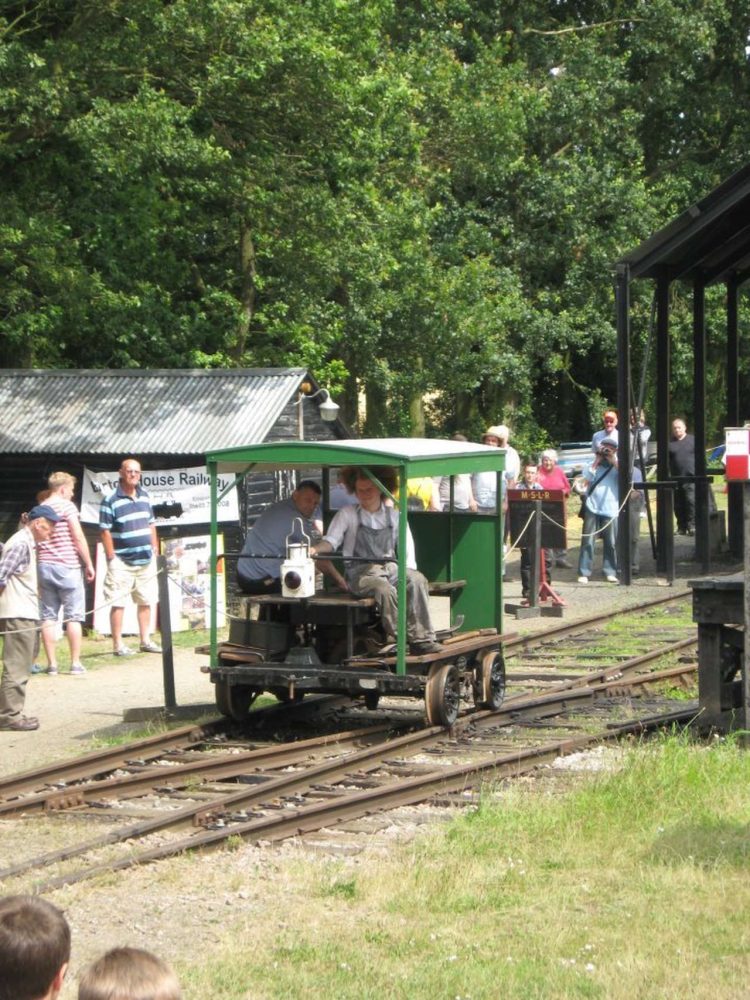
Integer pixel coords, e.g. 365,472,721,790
215,680,260,722
363,690,380,710
473,650,506,710
425,661,461,727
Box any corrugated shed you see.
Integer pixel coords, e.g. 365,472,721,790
0,368,316,455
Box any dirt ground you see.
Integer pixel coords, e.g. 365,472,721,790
0,531,732,997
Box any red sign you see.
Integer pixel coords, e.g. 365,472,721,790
725,428,750,482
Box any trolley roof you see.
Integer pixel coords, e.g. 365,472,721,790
206,437,506,478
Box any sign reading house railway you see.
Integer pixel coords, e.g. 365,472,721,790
507,489,566,549
80,465,239,526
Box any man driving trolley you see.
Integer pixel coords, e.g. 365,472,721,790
312,468,443,655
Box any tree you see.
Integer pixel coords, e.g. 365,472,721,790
1,1,748,445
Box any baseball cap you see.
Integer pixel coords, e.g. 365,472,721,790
27,504,61,523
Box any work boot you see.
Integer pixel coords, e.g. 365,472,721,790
409,639,443,655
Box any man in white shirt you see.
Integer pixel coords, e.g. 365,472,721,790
591,409,619,453
313,471,442,655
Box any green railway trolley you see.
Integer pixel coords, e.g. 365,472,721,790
206,438,508,727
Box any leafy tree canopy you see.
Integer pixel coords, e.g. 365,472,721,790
1,0,748,446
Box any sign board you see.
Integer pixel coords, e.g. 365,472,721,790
507,489,566,549
162,534,226,632
725,427,750,481
80,466,239,526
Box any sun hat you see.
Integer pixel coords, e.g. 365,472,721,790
482,425,508,442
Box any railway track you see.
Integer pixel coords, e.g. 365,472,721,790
0,592,699,891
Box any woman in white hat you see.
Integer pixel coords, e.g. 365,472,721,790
472,425,519,514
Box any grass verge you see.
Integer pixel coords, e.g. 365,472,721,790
181,731,749,999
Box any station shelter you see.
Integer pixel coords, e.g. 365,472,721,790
615,163,750,583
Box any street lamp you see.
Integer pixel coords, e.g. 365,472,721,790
299,384,340,422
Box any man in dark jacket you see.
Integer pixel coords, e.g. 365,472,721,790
668,418,695,534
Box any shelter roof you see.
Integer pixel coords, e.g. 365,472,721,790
0,368,333,455
618,162,750,285
209,437,507,479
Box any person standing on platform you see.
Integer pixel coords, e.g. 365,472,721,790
538,448,572,568
577,436,620,584
36,472,95,676
669,418,696,535
431,434,477,511
99,458,161,657
473,428,503,514
473,426,517,513
0,505,60,732
494,425,520,486
517,461,552,599
630,408,651,474
591,410,619,453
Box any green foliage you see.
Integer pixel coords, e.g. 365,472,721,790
1,1,748,439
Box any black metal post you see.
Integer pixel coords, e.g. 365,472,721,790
727,276,743,558
616,263,632,584
655,271,672,575
528,500,541,608
157,553,177,710
693,274,709,572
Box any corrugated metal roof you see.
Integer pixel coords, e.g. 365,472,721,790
0,368,318,455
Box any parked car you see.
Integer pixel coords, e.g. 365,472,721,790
556,441,592,481
557,438,659,479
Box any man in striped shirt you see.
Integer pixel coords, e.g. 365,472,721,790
99,458,161,657
37,472,95,676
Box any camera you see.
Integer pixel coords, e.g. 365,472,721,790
152,500,183,519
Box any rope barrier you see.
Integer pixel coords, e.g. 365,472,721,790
503,510,537,557
1,562,165,639
540,486,636,541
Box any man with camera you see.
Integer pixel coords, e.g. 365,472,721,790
577,436,620,584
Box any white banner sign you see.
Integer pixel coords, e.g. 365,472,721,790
81,466,239,526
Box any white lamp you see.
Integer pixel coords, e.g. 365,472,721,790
301,384,340,422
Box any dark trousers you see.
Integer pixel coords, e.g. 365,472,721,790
674,482,695,533
520,548,552,597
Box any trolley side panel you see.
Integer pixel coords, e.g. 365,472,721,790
410,512,502,632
